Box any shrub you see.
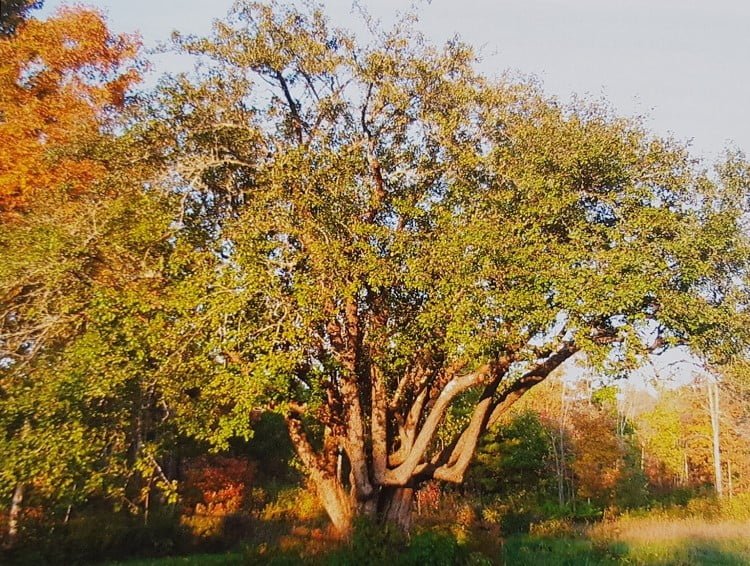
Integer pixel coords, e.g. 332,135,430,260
325,518,406,566
182,456,256,517
11,511,188,564
530,517,576,538
325,523,491,566
402,530,461,566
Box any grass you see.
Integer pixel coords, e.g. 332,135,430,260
502,534,750,565
105,553,243,566
501,536,623,565
59,495,750,565
106,518,750,566
589,515,750,565
501,516,750,566
493,495,750,565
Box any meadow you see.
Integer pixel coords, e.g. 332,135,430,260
94,499,750,565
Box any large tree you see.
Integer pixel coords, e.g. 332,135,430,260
148,2,749,534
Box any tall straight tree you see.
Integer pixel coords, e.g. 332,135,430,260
151,1,750,534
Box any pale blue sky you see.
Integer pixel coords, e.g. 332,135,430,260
40,0,750,162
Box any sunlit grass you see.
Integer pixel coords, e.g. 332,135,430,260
587,516,750,565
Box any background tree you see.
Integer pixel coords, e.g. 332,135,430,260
139,1,750,535
638,389,689,490
508,373,574,506
0,6,174,546
471,410,555,498
482,376,648,513
569,392,627,507
0,6,139,217
719,362,750,494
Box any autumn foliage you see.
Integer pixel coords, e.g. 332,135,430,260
182,457,256,517
0,7,140,218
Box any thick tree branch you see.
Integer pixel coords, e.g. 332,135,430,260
383,364,493,485
337,296,374,500
284,411,322,473
371,365,388,483
275,70,306,143
390,386,428,467
487,340,579,428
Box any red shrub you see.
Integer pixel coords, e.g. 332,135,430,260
182,456,256,516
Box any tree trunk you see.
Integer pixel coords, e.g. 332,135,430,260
557,381,568,506
378,486,414,531
707,380,723,496
318,479,353,537
4,483,24,549
683,451,689,486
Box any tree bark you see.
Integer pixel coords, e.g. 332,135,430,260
286,341,578,534
315,475,354,537
378,486,414,531
285,414,354,538
4,482,23,549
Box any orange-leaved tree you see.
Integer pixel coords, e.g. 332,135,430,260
0,6,141,219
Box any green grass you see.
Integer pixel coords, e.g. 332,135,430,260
623,539,750,565
106,535,750,566
105,552,243,566
501,516,750,566
501,536,623,565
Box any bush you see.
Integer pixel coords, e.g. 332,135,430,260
325,522,491,566
180,512,253,549
478,496,542,535
530,518,576,538
325,518,406,565
182,456,257,517
501,510,538,535
402,530,461,566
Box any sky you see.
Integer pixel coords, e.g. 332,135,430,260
38,0,750,163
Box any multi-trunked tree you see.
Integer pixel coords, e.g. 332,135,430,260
149,1,750,535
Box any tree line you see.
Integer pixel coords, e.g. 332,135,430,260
470,373,750,517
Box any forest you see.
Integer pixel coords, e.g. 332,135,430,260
1,1,750,564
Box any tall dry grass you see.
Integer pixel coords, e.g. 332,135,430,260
591,515,750,544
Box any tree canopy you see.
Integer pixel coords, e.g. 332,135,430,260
0,6,172,528
0,6,140,217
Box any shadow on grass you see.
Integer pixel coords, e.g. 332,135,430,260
96,531,750,566
1,513,297,565
109,520,490,566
